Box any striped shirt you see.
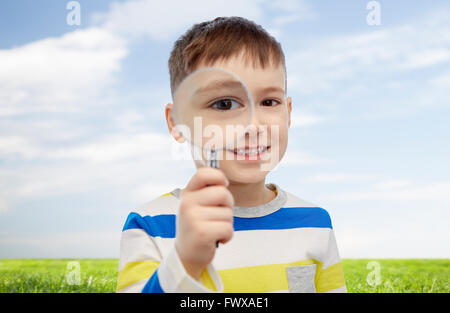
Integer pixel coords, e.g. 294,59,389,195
116,183,347,293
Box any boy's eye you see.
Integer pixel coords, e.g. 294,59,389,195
210,99,242,111
261,99,281,106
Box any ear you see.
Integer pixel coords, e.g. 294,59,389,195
165,103,186,143
287,96,292,128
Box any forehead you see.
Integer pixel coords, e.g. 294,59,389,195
196,52,286,94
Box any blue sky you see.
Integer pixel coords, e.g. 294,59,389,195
0,0,449,258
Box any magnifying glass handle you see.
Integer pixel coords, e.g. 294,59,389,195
207,149,220,248
207,149,219,169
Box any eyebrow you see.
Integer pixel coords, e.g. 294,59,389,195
259,86,285,94
194,80,245,96
193,81,286,98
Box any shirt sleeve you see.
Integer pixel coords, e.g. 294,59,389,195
316,229,347,293
116,212,224,293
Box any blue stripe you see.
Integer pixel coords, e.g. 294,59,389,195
234,207,332,231
122,207,331,238
141,269,164,293
122,212,175,238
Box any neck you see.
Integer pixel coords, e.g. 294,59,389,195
227,179,276,207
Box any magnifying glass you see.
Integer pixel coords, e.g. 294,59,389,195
172,67,254,248
172,67,254,169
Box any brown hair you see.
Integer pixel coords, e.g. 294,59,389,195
168,16,286,97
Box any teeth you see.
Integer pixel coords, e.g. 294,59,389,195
233,146,267,155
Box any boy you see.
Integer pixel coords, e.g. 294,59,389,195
116,16,346,293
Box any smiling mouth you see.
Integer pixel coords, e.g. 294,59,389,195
226,145,271,159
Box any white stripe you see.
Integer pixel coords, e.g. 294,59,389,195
284,191,318,208
158,246,223,292
325,285,347,293
134,194,179,217
120,224,341,272
118,228,163,271
321,231,342,269
151,227,338,270
116,278,148,293
213,227,334,270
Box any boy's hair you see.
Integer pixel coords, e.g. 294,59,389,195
168,16,286,97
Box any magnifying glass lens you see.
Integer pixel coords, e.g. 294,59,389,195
172,68,253,165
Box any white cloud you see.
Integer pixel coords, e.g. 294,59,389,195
399,48,450,70
0,198,7,214
131,182,181,204
0,125,189,163
92,0,264,41
0,132,195,200
325,181,450,202
290,112,330,128
51,133,171,163
287,11,450,96
92,0,312,41
264,0,314,37
0,135,41,159
430,71,450,88
0,117,195,212
0,27,127,116
372,179,413,191
113,110,148,130
337,227,449,258
0,132,170,162
0,231,121,258
304,172,380,183
312,176,450,258
280,150,327,166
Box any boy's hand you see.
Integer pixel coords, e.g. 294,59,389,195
175,167,234,281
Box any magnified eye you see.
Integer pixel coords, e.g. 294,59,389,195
211,99,242,111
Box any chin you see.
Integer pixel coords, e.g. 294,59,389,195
227,169,268,184
220,160,271,184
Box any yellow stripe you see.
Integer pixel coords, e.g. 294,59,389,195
218,259,318,293
116,261,159,291
116,261,218,292
316,262,346,292
200,268,217,291
116,259,346,292
159,192,172,197
217,259,345,293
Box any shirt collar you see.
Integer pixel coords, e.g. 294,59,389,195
170,183,287,218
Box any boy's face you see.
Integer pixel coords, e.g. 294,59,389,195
168,52,292,184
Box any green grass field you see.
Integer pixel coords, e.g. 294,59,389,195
0,259,448,293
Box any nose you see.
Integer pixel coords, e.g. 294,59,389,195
244,107,267,145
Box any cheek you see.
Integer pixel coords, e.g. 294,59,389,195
276,129,288,162
267,115,289,160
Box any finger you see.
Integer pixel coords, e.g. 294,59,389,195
193,185,234,207
185,167,229,192
199,206,234,223
205,221,234,245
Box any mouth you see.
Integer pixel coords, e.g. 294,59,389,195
226,145,271,161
